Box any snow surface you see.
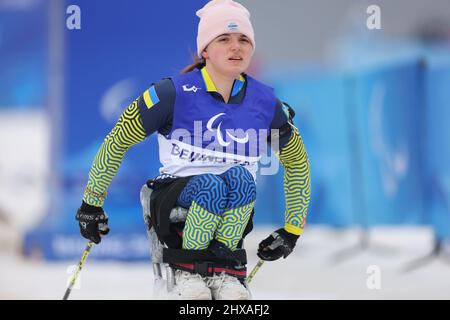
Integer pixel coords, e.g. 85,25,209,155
1,226,449,300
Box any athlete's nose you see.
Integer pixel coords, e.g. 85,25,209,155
229,38,241,52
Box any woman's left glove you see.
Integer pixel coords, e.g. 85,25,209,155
257,228,299,261
75,201,109,244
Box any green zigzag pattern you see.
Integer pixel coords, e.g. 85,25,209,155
215,201,255,251
277,126,311,233
182,201,221,250
83,98,146,206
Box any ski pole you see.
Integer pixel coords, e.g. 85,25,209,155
247,259,264,284
63,241,94,300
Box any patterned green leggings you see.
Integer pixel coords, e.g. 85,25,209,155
176,166,256,251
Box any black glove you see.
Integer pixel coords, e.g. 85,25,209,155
75,201,109,244
257,228,299,261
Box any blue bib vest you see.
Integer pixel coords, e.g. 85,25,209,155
156,69,277,180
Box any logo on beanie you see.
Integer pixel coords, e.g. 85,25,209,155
227,21,239,31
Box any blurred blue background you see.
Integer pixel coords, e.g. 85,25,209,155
1,0,450,260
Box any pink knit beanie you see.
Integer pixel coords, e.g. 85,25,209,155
196,0,255,58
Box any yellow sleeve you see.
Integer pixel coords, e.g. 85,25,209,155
82,98,146,207
276,126,311,236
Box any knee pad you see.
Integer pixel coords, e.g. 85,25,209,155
220,166,256,208
179,174,228,214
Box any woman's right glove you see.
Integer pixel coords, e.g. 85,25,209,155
75,201,109,244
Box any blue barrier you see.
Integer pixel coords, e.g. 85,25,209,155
352,61,426,226
424,55,450,240
0,2,48,108
269,60,426,229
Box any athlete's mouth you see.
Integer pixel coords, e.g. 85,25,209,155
229,57,243,61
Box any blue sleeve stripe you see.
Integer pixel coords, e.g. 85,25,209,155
149,86,160,105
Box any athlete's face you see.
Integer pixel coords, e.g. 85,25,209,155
202,33,253,78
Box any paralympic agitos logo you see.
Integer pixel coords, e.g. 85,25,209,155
207,113,249,147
